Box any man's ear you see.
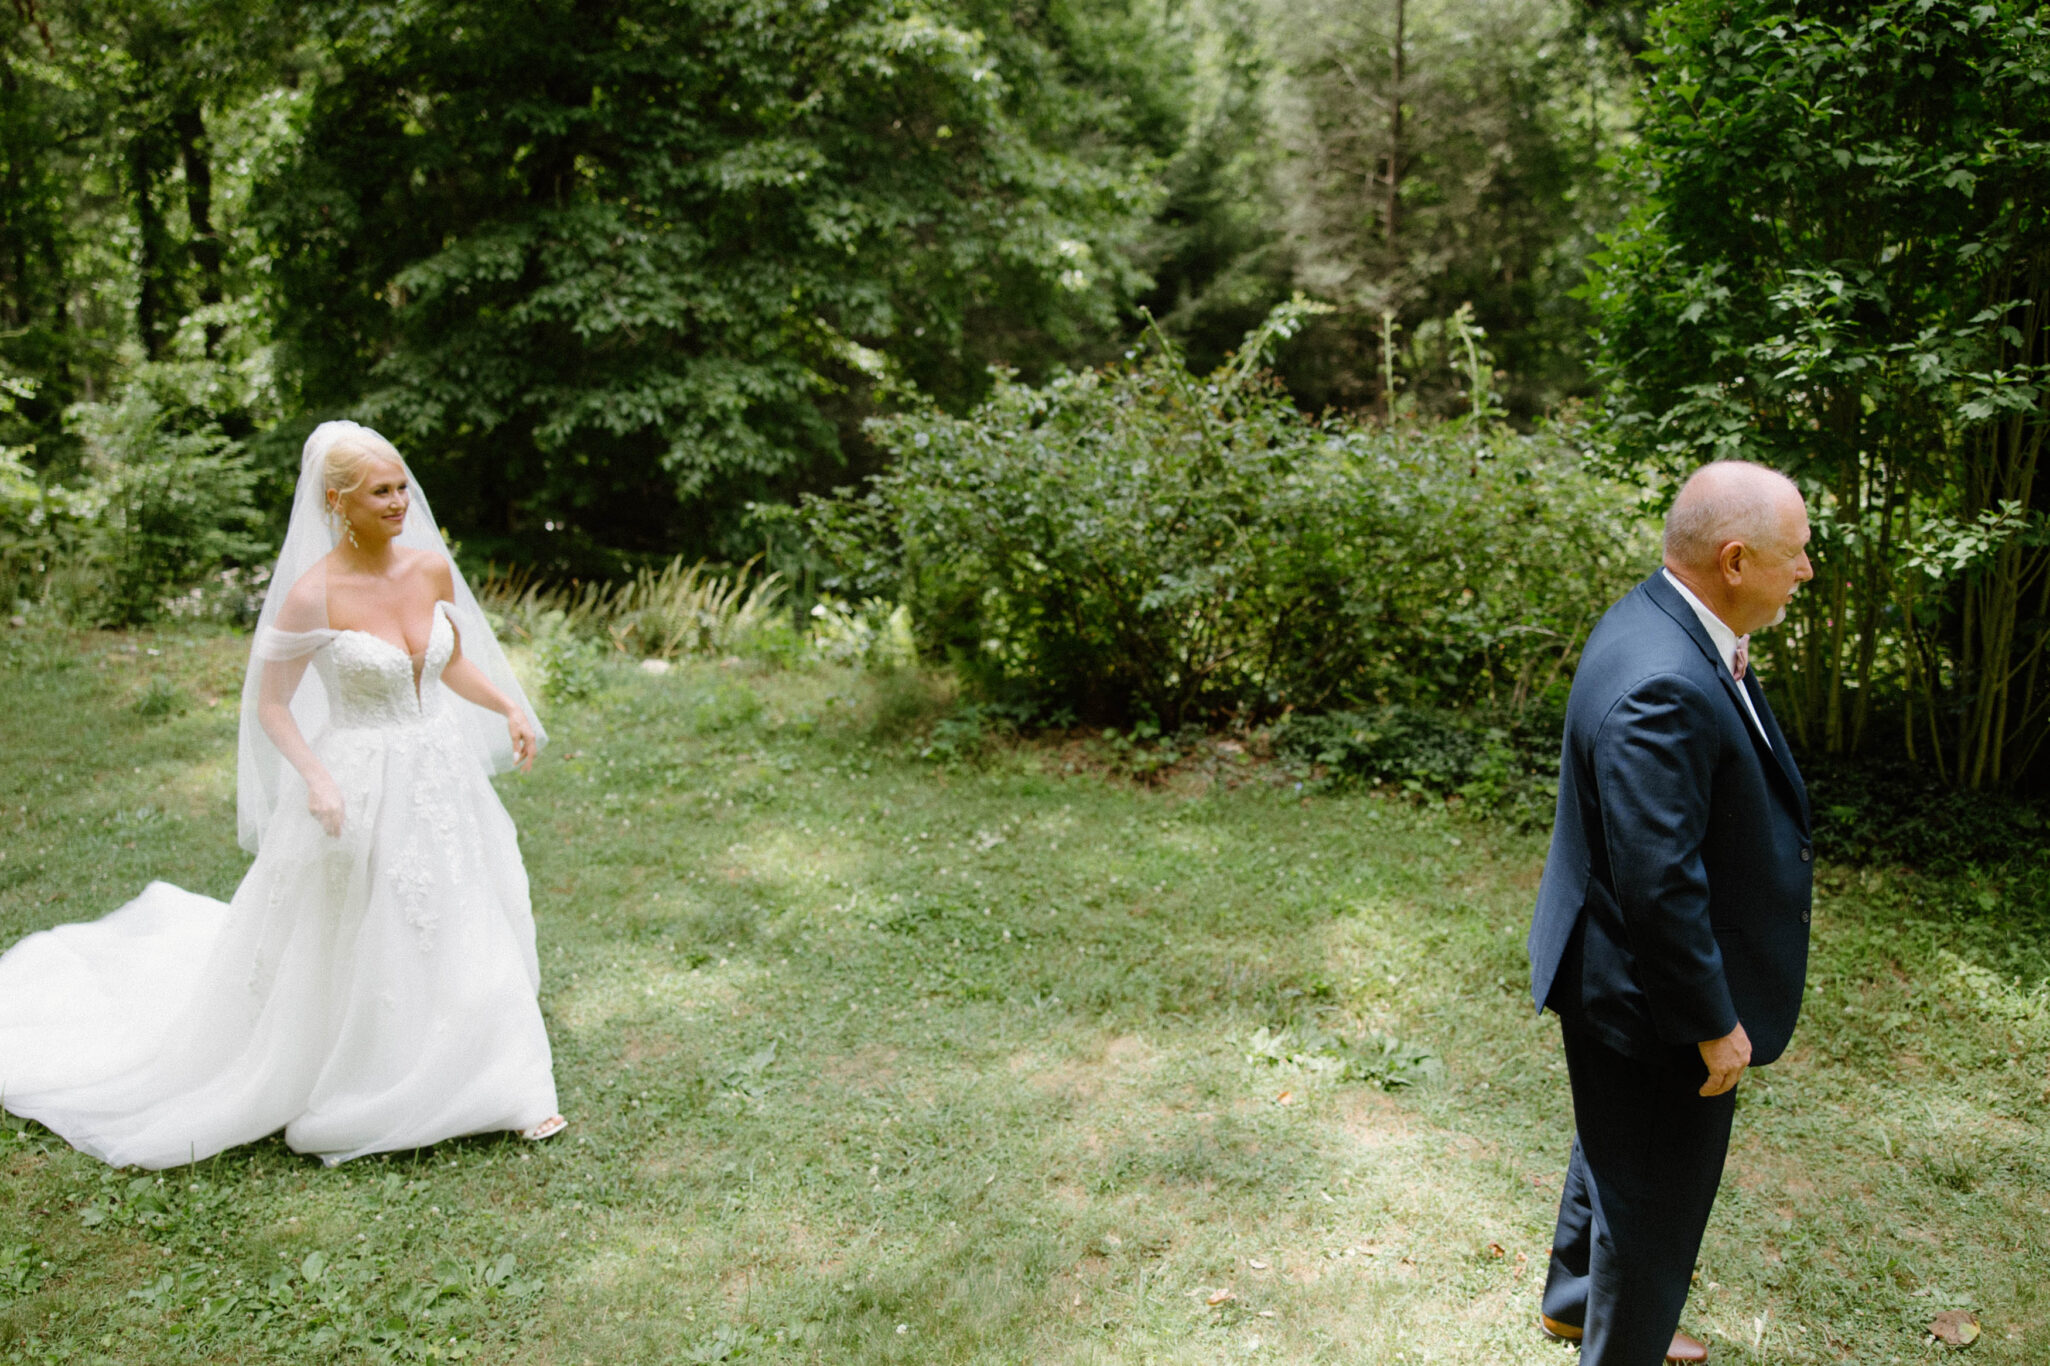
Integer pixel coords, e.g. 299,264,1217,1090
1718,540,1746,585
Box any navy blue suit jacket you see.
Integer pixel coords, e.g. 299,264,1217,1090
1527,571,1813,1066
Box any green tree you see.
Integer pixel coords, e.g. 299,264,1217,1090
1588,0,2050,787
1133,0,1636,421
1,0,298,469
260,0,1160,567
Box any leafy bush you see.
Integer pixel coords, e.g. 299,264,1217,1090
1273,704,1560,824
807,596,916,669
1,373,94,614
5,376,267,625
65,389,267,626
530,614,607,702
793,301,1654,727
1802,752,2050,877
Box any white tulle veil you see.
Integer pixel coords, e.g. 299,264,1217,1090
235,421,545,852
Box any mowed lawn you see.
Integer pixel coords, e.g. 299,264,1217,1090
1,625,2046,1365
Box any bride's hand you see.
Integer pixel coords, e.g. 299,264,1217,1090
307,771,346,837
507,709,537,773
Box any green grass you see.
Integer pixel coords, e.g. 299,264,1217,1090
1,624,2047,1364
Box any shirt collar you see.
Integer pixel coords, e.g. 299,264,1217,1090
1661,568,1741,675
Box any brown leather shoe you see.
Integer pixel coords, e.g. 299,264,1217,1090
1536,1315,1709,1362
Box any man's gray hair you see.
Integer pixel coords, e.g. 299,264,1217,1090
1663,460,1799,567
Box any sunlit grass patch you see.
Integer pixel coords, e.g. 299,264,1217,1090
1,630,2046,1362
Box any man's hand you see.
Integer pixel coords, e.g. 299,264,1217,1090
1698,1022,1752,1097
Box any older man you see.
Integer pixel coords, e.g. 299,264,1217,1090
1526,461,1816,1364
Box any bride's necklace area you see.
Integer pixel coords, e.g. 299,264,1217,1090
326,543,440,695
327,542,433,648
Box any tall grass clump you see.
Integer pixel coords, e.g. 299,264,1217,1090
598,556,788,659
792,300,1657,728
480,555,795,684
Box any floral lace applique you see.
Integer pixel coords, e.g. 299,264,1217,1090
386,855,439,953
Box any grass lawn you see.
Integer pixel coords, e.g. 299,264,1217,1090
2,624,2046,1365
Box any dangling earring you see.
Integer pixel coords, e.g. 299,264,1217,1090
328,499,360,550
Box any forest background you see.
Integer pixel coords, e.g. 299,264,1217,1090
2,0,2048,817
3,5,2050,1360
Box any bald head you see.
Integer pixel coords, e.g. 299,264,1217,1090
1662,461,1813,636
1663,462,1801,571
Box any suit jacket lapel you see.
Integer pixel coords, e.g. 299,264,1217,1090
1640,573,1809,828
1744,672,1811,831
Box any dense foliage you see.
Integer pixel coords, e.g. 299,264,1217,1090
2,366,264,626
1590,0,2050,788
3,0,1644,587
9,0,2047,806
794,303,1655,727
1230,0,1637,418
263,0,1166,562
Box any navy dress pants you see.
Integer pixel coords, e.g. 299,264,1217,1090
1540,1025,1737,1366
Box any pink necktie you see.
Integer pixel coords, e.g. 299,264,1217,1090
1732,636,1749,682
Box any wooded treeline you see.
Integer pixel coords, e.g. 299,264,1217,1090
4,0,2048,790
1,0,1635,546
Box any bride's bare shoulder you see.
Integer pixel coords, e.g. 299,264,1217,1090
400,546,457,599
272,556,334,632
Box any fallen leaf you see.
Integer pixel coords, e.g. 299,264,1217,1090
1248,1259,1269,1270
1929,1310,1980,1347
1206,1289,1235,1307
1258,1310,1277,1319
1485,1242,1506,1258
1275,1090,1295,1105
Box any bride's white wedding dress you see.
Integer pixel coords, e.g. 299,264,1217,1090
0,599,559,1168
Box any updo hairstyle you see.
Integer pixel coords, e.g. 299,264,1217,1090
322,428,408,511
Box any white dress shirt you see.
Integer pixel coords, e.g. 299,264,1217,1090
1662,568,1771,749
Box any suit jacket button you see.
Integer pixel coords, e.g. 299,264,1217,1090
1799,846,1813,862
1802,908,1812,923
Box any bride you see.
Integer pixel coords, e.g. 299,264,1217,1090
0,421,565,1168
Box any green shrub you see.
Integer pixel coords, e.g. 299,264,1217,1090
807,596,915,669
793,301,1654,727
530,612,607,701
1278,707,1499,794
1,373,98,615
1272,704,1561,824
64,388,266,626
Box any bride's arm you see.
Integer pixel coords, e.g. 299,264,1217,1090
430,563,538,771
440,641,538,772
257,581,347,836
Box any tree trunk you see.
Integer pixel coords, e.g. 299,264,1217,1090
174,104,223,355
0,51,25,333
130,127,170,360
1385,0,1403,250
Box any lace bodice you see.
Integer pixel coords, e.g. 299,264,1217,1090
313,601,455,730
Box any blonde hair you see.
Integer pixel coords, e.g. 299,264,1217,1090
322,429,407,506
